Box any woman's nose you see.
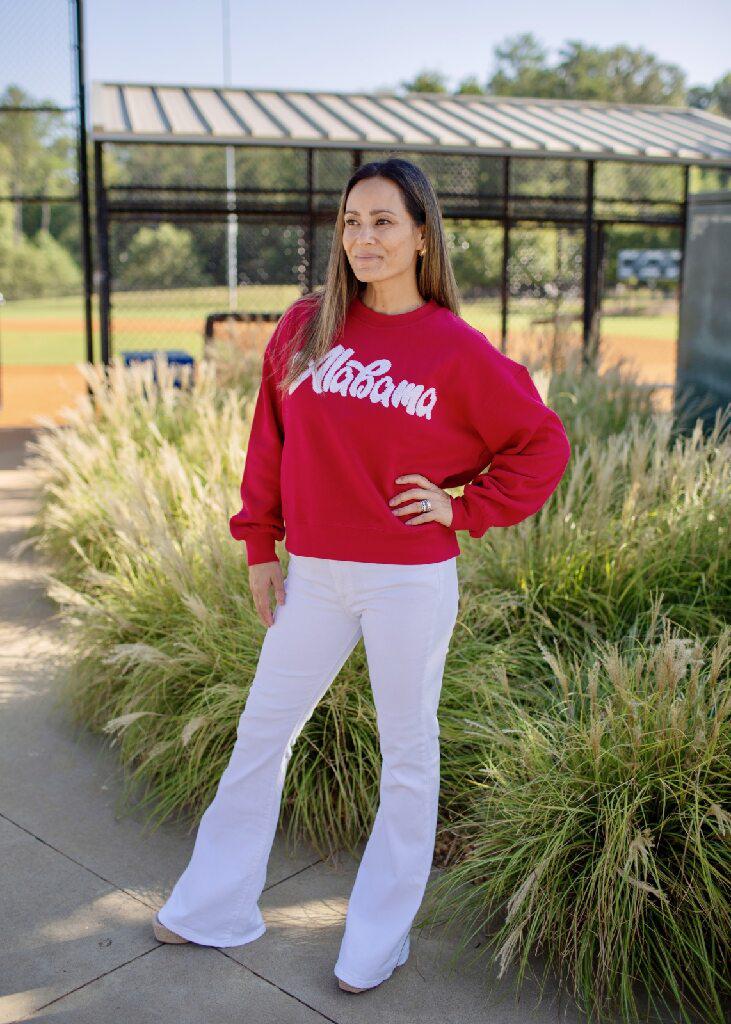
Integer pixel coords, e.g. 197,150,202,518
355,227,376,245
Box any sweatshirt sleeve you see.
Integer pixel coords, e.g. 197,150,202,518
449,352,571,539
229,317,289,565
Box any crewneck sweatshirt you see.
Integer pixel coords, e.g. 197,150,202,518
229,294,571,565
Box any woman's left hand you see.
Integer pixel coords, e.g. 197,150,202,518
388,474,453,528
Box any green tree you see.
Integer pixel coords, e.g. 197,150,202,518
401,70,450,93
0,167,81,299
488,33,558,97
711,72,731,116
485,33,688,105
555,41,686,103
455,76,486,95
117,223,207,290
446,221,503,294
0,85,77,242
688,72,731,117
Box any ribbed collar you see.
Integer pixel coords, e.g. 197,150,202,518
349,294,440,327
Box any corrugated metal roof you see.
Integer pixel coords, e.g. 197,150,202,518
91,82,731,166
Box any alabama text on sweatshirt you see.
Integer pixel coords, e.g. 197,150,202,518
229,294,571,565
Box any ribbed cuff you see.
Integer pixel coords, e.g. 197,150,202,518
449,495,470,532
244,533,278,566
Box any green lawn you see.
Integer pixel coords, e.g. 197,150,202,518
0,287,677,366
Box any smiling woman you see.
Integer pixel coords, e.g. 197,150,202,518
341,178,430,319
155,156,571,996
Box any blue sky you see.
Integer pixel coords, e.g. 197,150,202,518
2,0,729,110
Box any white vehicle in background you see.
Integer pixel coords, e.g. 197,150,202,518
617,249,682,282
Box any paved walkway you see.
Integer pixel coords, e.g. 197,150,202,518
1,427,603,1024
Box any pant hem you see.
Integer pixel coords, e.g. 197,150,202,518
334,940,410,988
156,914,267,948
334,960,406,989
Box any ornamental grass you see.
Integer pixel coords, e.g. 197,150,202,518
20,348,730,1023
419,619,731,1024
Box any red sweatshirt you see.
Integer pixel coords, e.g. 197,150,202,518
229,294,571,566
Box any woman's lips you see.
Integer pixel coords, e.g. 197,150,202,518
355,255,381,260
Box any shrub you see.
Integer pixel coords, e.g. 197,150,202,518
21,348,731,1022
420,620,731,1024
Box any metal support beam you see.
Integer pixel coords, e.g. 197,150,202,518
595,222,606,329
93,141,111,365
500,156,510,354
672,163,692,422
582,159,596,369
72,0,94,365
676,163,690,318
305,148,315,293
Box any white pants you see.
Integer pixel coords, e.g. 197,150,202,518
157,552,460,989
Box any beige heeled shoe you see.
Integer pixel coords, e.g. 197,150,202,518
152,912,190,944
338,978,368,993
337,960,405,993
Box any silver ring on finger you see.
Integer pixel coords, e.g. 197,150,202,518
420,498,432,513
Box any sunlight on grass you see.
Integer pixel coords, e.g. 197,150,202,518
2,286,678,367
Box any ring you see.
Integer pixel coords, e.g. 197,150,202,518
420,498,432,513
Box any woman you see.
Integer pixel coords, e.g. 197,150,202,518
153,157,571,994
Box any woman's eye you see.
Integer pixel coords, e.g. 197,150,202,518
345,219,390,226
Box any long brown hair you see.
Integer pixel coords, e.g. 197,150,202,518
275,156,462,397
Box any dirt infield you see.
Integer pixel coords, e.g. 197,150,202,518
6,315,209,334
0,365,89,428
599,335,676,388
0,325,676,427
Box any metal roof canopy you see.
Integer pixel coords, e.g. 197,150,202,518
91,81,731,167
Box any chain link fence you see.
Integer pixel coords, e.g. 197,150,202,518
97,141,707,399
5,3,731,423
0,0,88,426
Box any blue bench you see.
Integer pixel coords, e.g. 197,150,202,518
120,349,195,389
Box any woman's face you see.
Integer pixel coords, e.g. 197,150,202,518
342,177,425,285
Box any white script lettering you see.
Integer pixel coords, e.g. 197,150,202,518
288,344,438,420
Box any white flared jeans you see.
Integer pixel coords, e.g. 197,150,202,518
156,551,460,989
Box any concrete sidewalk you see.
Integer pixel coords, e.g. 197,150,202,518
1,427,596,1024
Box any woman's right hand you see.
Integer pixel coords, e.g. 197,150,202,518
248,559,287,628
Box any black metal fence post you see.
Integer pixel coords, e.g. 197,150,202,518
500,156,510,354
582,159,596,369
93,141,111,365
676,163,691,323
305,147,315,294
72,0,94,366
